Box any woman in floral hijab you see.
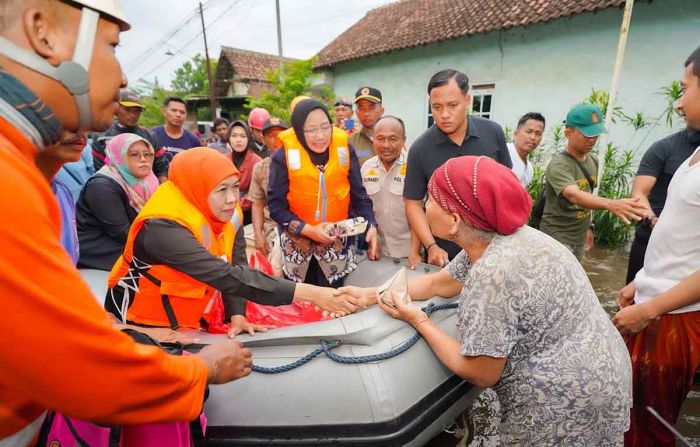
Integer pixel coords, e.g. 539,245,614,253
76,133,159,270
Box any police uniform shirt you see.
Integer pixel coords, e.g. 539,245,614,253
361,151,411,258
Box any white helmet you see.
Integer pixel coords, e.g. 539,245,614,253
75,0,131,31
0,0,131,133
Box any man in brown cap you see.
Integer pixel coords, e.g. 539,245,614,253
350,86,384,166
92,89,168,181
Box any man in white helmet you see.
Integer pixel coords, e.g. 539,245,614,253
0,1,254,444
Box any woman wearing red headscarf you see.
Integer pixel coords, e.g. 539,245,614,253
106,148,362,336
338,156,632,445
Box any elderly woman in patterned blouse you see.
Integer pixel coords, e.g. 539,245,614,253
339,155,632,445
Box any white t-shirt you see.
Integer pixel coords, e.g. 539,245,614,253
634,147,700,313
507,143,534,187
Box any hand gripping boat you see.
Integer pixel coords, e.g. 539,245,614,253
79,256,481,446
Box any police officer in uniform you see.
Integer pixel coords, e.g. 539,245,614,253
361,116,420,265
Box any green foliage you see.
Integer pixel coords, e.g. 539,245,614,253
131,79,171,128
171,54,217,96
584,88,624,123
658,80,683,127
592,143,636,247
246,57,335,122
620,111,651,131
503,125,514,144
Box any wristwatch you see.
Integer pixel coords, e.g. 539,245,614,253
589,224,595,230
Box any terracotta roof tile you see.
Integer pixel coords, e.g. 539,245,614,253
219,46,297,81
315,0,624,68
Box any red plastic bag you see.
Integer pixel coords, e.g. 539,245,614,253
202,291,230,334
245,251,329,327
202,252,275,334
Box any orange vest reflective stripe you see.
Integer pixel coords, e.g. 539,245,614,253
278,127,351,225
107,181,242,329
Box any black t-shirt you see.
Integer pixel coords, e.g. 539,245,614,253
403,116,511,258
637,128,700,216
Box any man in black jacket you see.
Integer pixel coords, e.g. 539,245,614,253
92,89,168,181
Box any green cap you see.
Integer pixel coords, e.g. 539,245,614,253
565,103,606,137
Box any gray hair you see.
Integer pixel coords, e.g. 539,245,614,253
469,226,495,244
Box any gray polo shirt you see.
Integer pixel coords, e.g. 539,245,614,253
403,115,511,258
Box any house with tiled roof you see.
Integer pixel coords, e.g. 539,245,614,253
187,47,296,123
216,46,297,98
315,0,698,147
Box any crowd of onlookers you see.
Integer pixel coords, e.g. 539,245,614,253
48,57,700,447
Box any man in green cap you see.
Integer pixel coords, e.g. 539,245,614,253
540,103,646,261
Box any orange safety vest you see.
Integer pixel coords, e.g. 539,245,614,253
278,127,351,225
107,181,243,329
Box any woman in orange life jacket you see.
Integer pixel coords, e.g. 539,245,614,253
227,120,260,226
268,99,380,288
106,147,363,336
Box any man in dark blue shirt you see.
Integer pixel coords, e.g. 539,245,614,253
625,125,700,282
151,96,201,164
404,69,511,266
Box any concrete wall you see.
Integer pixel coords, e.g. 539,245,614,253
330,0,699,157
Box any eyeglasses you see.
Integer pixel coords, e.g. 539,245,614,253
127,151,155,160
303,124,333,136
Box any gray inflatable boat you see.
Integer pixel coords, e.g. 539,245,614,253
80,256,480,446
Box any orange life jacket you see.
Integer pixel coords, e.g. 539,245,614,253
107,181,243,329
278,127,351,225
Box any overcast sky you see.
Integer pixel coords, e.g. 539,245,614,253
118,0,395,90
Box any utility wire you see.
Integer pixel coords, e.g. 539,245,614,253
132,0,243,85
123,0,219,72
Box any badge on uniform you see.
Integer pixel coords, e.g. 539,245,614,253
337,146,349,166
288,149,302,170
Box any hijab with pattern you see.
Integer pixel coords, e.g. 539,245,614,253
97,133,159,212
428,156,532,235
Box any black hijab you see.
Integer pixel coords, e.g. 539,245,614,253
227,120,254,169
291,99,333,166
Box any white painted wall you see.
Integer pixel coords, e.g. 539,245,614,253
330,0,699,157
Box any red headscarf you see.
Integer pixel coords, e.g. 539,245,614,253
168,147,239,233
427,156,532,235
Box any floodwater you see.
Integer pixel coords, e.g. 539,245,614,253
428,245,700,446
583,246,700,447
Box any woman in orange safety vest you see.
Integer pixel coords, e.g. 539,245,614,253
268,99,379,288
106,147,362,336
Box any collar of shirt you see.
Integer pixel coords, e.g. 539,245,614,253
688,127,700,146
433,115,481,147
368,150,406,172
509,143,529,167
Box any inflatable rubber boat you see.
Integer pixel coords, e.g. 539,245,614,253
80,256,480,446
